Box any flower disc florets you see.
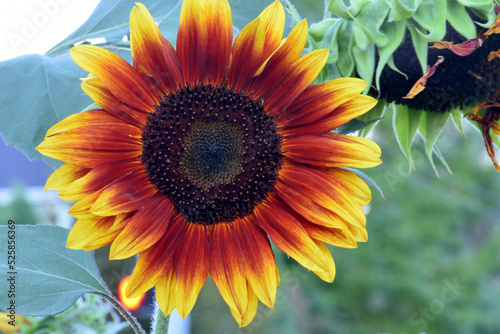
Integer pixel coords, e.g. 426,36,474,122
141,84,283,225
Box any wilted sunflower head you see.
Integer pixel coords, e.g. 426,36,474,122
308,0,500,172
37,0,381,326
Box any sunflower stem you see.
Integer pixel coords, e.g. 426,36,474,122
94,292,146,334
151,300,170,334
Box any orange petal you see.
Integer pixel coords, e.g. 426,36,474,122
283,133,381,168
70,45,160,111
321,167,372,206
233,216,277,308
254,196,335,279
210,223,248,315
155,266,177,316
201,0,232,84
247,20,308,96
265,49,329,116
81,75,149,126
278,164,366,229
227,18,265,90
126,216,187,298
68,191,102,219
59,158,144,200
90,171,157,216
309,239,336,282
281,94,377,136
279,78,371,128
274,179,349,230
130,3,183,92
82,213,132,251
110,196,174,260
301,219,357,248
177,0,207,83
66,215,115,249
258,0,286,60
44,164,90,192
37,128,142,168
174,223,210,318
229,282,259,327
46,109,142,138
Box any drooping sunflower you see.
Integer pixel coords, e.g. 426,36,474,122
37,0,381,326
308,0,500,172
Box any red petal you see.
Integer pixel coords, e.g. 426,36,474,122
210,222,248,315
227,18,265,90
177,0,207,83
283,133,381,168
126,216,187,298
59,158,144,200
279,78,369,127
254,196,334,280
174,223,210,318
81,75,149,126
246,20,308,97
264,49,329,116
37,128,142,168
70,45,160,112
281,94,377,135
46,109,142,138
90,171,158,216
233,216,277,308
130,3,183,92
202,0,232,84
279,164,366,229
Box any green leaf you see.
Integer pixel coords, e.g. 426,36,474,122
0,48,131,169
418,111,450,175
352,43,375,93
0,225,109,316
0,54,91,169
392,103,422,170
327,0,372,19
385,0,423,22
446,0,479,40
451,106,465,135
411,0,446,41
351,0,390,50
408,24,428,74
336,20,356,77
375,20,407,90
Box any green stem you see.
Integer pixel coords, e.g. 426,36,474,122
151,300,170,334
94,292,146,334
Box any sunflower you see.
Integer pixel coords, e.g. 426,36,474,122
37,0,381,326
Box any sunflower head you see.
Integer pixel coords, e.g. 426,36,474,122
37,0,381,326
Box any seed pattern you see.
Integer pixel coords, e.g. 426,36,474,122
141,84,283,225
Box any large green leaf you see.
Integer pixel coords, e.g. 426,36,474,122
0,54,91,169
0,225,109,316
0,48,131,169
393,103,422,170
